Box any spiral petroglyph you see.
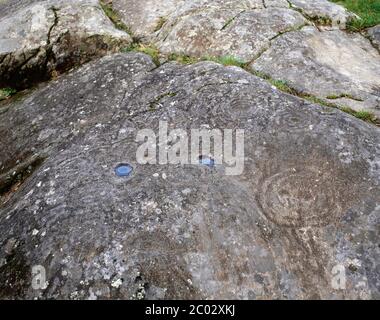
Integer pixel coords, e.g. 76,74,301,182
258,167,342,228
271,109,322,132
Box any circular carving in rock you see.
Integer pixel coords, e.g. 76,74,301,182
272,108,321,133
258,167,340,228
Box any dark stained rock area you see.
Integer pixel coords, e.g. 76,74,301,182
0,0,132,89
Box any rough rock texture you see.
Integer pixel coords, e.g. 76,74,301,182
250,26,380,117
0,0,132,89
0,0,41,19
112,0,294,41
288,0,357,29
115,0,308,61
1,53,379,299
112,0,355,52
108,0,380,116
112,0,186,39
155,7,307,62
368,25,380,51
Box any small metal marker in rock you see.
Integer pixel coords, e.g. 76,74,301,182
199,155,215,168
114,163,133,177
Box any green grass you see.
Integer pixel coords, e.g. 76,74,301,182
202,55,247,68
250,70,300,95
304,95,337,108
269,80,297,94
123,43,161,65
326,93,363,101
297,94,377,125
0,88,17,101
168,54,247,67
340,107,377,123
330,0,380,30
168,53,199,64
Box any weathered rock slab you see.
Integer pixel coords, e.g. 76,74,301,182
113,0,307,61
112,0,186,38
155,7,307,62
0,53,379,299
250,26,380,117
108,0,380,118
0,0,132,89
368,25,380,51
288,0,357,29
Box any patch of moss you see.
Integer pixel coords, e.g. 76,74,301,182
250,70,299,95
0,88,17,101
202,55,247,68
340,107,377,123
123,43,161,65
168,53,200,65
326,93,363,101
269,79,298,95
303,95,337,108
312,15,333,26
169,54,247,68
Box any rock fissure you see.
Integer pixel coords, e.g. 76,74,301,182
220,10,246,31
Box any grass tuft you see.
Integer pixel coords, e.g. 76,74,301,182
330,0,380,30
326,93,364,101
168,54,247,67
340,107,377,123
304,95,337,108
168,53,200,64
123,43,161,65
202,55,247,68
251,70,299,95
0,88,17,101
100,0,132,34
